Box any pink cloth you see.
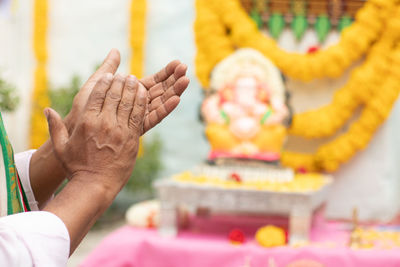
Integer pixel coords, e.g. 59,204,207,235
81,214,400,267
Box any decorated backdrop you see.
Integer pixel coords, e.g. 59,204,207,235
0,0,399,221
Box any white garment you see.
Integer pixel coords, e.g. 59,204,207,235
0,211,70,266
15,150,39,211
0,150,70,266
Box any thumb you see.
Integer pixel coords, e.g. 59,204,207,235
44,108,69,155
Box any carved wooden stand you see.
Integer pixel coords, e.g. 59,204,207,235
156,177,331,244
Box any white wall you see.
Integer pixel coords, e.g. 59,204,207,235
0,0,34,152
0,0,398,221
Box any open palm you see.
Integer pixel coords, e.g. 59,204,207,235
65,49,189,134
140,60,189,133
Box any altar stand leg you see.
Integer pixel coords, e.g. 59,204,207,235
158,201,178,237
289,206,311,244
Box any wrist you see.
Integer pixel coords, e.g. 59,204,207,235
69,171,121,204
44,171,120,253
30,140,67,208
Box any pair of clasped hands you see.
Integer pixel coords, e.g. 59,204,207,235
42,49,189,253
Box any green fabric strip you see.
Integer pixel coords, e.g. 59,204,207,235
19,172,31,212
0,119,16,214
260,109,272,124
0,113,24,215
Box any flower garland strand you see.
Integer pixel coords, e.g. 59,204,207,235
194,0,394,139
284,48,400,171
30,0,50,149
194,0,400,172
284,6,400,172
195,0,395,88
129,0,146,78
129,0,147,156
194,1,235,88
289,31,393,138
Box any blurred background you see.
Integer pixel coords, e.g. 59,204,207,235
1,0,400,265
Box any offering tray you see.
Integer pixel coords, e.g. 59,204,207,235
155,165,332,244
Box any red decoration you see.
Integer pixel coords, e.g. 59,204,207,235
146,210,156,228
307,46,319,54
228,228,245,244
297,167,308,174
229,172,242,182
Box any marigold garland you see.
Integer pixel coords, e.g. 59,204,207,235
289,32,394,139
129,0,147,156
194,0,400,172
30,0,50,149
195,0,396,88
129,0,146,78
283,14,400,172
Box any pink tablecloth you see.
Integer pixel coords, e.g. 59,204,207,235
81,214,400,267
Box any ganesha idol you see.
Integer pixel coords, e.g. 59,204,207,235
201,48,291,162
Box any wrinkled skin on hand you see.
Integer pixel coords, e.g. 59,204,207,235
45,74,148,189
64,49,190,136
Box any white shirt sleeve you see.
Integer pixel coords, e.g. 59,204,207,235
0,211,70,267
14,150,39,211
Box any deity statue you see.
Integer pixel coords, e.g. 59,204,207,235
201,48,291,162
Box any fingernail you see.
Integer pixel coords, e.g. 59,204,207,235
126,75,136,89
108,48,118,56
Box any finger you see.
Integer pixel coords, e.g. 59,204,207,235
144,96,180,133
87,49,121,85
117,75,138,125
129,84,147,133
102,74,126,118
44,108,69,155
148,63,188,100
149,76,189,113
85,73,114,114
140,60,181,89
76,49,121,103
174,63,188,79
96,48,121,75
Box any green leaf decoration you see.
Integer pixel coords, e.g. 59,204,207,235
250,9,263,29
338,15,353,32
0,76,19,112
315,15,331,43
220,109,230,125
291,15,308,41
268,13,285,39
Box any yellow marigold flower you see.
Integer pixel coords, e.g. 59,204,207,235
255,225,286,247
